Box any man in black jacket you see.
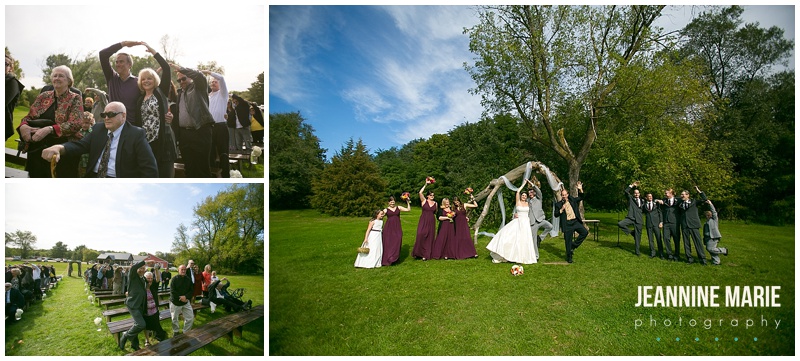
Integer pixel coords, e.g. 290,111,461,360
169,265,195,334
118,259,151,351
554,182,588,264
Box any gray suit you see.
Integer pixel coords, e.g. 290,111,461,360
528,185,553,257
642,200,668,258
618,185,644,255
703,201,727,265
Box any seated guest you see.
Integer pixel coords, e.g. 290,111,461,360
17,65,84,177
5,283,25,323
41,101,158,178
205,277,252,313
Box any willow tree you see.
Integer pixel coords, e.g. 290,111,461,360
464,5,666,194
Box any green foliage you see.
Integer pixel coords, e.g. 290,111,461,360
311,138,387,217
269,112,326,209
246,72,264,103
5,230,37,259
50,241,69,259
5,46,23,79
172,184,264,274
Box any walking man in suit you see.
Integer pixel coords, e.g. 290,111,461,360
41,102,158,177
642,192,668,259
678,186,708,265
118,259,152,351
527,178,553,259
703,197,728,265
656,189,681,261
618,181,644,256
554,182,588,263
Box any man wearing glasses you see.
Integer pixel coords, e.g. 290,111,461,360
170,63,215,177
41,102,157,177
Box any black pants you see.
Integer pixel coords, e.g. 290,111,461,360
177,126,213,178
646,224,667,257
564,220,588,259
618,218,643,254
211,296,244,312
209,122,230,178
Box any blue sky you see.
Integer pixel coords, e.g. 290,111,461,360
5,183,247,254
268,5,795,160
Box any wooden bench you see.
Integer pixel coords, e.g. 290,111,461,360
108,302,209,344
6,166,28,178
103,299,170,323
127,305,263,356
5,147,27,166
100,291,170,309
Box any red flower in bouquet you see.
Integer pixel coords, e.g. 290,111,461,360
446,211,456,222
400,192,410,201
426,176,436,184
464,187,474,195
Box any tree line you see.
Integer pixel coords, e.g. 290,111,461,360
269,6,794,225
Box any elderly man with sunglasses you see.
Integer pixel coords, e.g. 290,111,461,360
170,63,215,177
41,102,157,178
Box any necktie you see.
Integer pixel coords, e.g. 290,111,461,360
98,132,113,178
649,202,653,211
636,199,641,208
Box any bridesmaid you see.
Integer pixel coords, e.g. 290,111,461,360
430,198,455,259
381,195,411,266
412,179,437,260
445,196,479,259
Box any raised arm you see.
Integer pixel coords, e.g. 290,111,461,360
398,198,411,212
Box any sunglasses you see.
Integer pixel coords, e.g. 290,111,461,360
100,111,122,118
177,77,188,83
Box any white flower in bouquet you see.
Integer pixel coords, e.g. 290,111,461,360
42,294,47,300
88,295,94,303
251,145,262,158
230,170,243,178
95,317,103,331
15,308,23,320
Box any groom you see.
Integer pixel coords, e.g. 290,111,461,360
554,182,588,263
527,178,553,259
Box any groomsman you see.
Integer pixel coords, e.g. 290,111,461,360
527,178,553,258
678,186,708,265
618,181,644,256
642,192,668,259
703,198,729,265
656,189,681,261
554,182,588,264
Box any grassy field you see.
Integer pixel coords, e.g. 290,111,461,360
269,208,795,355
5,262,264,356
5,106,264,177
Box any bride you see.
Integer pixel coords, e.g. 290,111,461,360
486,179,538,264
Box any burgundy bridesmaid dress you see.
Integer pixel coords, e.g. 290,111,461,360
381,208,402,266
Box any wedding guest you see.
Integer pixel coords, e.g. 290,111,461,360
703,198,729,265
678,186,708,265
191,263,203,302
554,182,588,264
99,41,142,112
78,111,95,177
84,96,94,112
203,70,230,178
201,264,213,299
446,196,479,259
430,198,455,260
381,196,411,266
112,265,124,295
354,209,385,269
412,179,437,261
170,63,215,177
133,43,177,177
160,267,171,292
142,270,167,345
17,65,83,177
169,265,195,335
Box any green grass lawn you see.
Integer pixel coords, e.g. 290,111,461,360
269,208,794,355
6,106,264,178
5,262,264,356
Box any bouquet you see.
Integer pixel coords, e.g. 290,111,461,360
400,192,411,201
426,176,436,184
511,264,524,276
446,211,456,222
464,187,474,195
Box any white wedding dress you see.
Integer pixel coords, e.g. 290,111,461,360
486,206,537,264
355,220,383,268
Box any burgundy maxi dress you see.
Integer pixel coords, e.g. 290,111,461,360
381,207,403,266
412,201,437,259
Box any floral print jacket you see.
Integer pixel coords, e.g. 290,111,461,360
19,90,83,141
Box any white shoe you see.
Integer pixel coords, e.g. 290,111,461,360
492,259,502,264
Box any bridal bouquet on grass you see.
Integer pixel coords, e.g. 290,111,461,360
511,264,524,276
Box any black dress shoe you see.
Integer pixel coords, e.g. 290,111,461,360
701,259,708,266
686,259,694,264
724,249,728,256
